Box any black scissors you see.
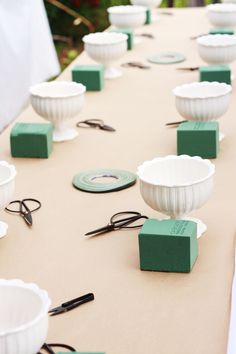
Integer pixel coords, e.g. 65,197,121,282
76,119,115,132
5,198,41,226
49,292,94,316
38,343,77,354
122,61,151,69
85,211,148,237
176,67,199,71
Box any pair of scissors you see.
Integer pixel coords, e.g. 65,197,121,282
76,119,115,132
38,343,76,354
122,61,151,69
85,211,148,237
5,198,41,226
176,67,199,71
48,293,94,316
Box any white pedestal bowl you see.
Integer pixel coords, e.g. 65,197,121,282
137,155,215,238
0,161,16,238
0,279,51,354
173,81,232,140
30,81,86,142
207,4,236,28
83,32,128,79
107,5,146,43
197,34,236,65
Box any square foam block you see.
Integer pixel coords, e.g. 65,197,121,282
209,28,234,35
139,219,198,273
199,65,231,84
10,123,53,158
145,9,152,24
109,28,134,50
177,121,219,159
72,65,104,91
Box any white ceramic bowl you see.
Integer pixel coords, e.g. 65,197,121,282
30,81,86,142
173,81,232,121
83,32,128,79
107,5,146,29
0,279,51,354
197,34,236,64
207,4,236,27
137,155,215,237
130,0,162,9
0,161,16,238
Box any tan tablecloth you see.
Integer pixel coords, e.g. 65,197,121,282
0,7,235,354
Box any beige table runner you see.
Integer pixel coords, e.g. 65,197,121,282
0,8,235,354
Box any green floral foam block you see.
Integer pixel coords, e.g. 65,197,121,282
72,65,104,91
199,65,231,84
10,123,53,158
139,219,198,273
177,121,219,159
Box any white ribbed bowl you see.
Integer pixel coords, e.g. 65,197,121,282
130,0,162,9
107,5,146,29
173,81,232,121
0,161,16,238
83,32,128,79
137,155,215,237
197,34,236,64
207,4,236,27
0,279,51,354
30,81,86,142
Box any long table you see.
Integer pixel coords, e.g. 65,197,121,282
0,8,235,354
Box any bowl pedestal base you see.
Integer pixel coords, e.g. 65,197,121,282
0,221,8,238
105,66,123,79
53,127,78,142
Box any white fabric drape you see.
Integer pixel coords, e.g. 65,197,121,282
0,0,60,131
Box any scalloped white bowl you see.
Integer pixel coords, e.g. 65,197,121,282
0,161,17,238
130,0,162,9
137,155,215,237
30,81,86,142
173,81,232,122
107,5,146,29
83,32,128,79
0,279,51,354
207,4,236,27
197,34,236,64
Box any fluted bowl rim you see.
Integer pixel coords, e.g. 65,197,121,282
107,5,147,14
173,81,232,99
197,34,236,47
137,155,215,187
30,81,86,99
207,3,236,12
83,32,128,46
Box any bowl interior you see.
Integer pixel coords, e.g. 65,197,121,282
173,82,231,99
83,32,127,45
108,5,146,14
0,286,43,333
207,3,236,12
0,164,13,184
30,82,85,98
198,34,236,47
139,158,213,186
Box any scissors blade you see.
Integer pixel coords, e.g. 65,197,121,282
85,224,114,237
100,124,116,132
23,212,33,226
